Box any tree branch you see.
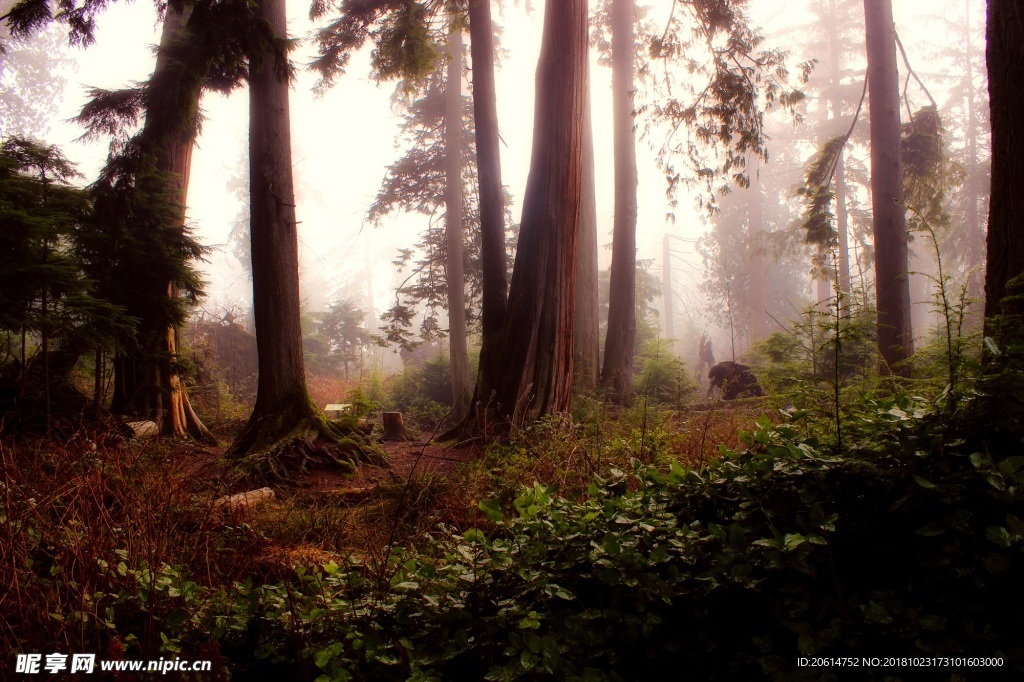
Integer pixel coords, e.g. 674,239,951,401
894,30,937,112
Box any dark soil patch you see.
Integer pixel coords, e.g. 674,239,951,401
170,425,476,498
298,431,477,494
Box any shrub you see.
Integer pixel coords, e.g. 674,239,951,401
211,391,1024,680
634,339,698,407
0,435,238,660
387,352,457,430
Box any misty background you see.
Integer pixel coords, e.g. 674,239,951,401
1,0,985,369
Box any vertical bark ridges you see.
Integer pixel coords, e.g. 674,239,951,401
575,94,600,391
467,0,507,339
472,0,589,426
229,0,379,475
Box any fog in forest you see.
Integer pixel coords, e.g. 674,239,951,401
5,1,1020,674
1,0,989,383
5,3,668,316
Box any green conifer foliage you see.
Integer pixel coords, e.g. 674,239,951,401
0,138,132,427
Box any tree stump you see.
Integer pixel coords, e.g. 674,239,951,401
382,412,414,441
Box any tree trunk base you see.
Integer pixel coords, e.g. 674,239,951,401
381,411,416,441
438,397,513,445
168,375,215,443
227,391,384,485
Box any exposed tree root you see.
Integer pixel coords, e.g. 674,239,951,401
168,324,215,443
437,394,515,446
227,390,385,486
168,374,215,443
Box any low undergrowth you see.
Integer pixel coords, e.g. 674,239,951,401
0,433,238,663
3,385,1022,680
217,396,1023,681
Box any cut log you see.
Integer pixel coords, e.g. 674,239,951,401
213,487,275,521
127,420,159,438
381,411,414,441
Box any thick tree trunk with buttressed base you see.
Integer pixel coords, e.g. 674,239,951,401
469,0,589,427
228,0,380,482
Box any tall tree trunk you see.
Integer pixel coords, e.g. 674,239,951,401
835,153,852,297
601,0,638,405
746,156,768,343
156,22,210,441
230,0,376,476
964,0,984,314
662,234,675,345
827,0,853,300
243,0,306,437
471,0,588,425
575,92,600,391
109,5,210,440
864,0,913,373
983,0,1024,339
468,0,507,342
444,21,471,416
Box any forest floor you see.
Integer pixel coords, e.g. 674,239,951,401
183,400,759,497
25,395,1016,676
0,401,765,607
7,375,1021,677
297,434,477,496
154,422,495,573
174,426,478,502
158,401,767,575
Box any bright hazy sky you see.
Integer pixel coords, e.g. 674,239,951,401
9,0,973,331
35,2,677,320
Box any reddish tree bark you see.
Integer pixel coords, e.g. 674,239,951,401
110,4,210,440
472,0,588,425
864,0,913,373
575,93,600,391
601,0,639,405
156,7,208,441
983,0,1024,333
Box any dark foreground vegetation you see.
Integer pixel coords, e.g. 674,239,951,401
3,338,1022,680
3,0,1022,678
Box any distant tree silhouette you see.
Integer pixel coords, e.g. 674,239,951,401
601,0,640,405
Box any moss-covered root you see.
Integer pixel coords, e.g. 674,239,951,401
227,392,385,485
